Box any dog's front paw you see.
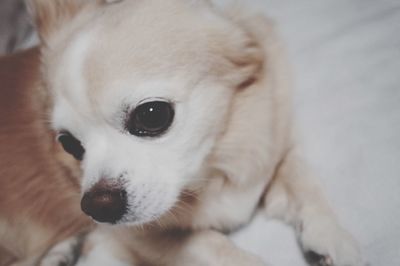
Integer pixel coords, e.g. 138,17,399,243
38,235,85,266
39,253,72,266
299,218,363,266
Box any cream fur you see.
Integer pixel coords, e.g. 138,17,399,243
0,0,363,265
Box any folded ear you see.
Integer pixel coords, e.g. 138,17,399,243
215,15,271,90
26,0,104,42
223,36,264,90
210,14,291,185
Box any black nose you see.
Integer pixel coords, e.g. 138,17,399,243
81,180,127,224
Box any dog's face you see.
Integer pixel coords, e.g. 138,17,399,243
32,0,261,225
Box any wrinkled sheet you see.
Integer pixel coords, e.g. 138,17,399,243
231,1,400,266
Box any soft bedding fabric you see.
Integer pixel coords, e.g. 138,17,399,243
231,1,400,266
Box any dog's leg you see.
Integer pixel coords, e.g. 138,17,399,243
74,229,131,266
9,258,39,266
84,227,268,266
36,230,131,266
262,148,362,266
36,234,86,266
35,227,266,266
160,230,268,266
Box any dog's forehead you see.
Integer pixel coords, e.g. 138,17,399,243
84,1,226,88
51,0,233,106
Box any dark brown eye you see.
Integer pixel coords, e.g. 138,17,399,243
127,101,174,137
57,131,85,161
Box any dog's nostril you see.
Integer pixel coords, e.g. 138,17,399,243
81,183,127,224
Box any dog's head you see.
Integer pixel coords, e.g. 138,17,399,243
29,0,263,225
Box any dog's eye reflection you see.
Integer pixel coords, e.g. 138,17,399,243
127,101,174,137
57,131,85,161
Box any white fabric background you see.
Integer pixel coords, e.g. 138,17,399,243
230,1,400,266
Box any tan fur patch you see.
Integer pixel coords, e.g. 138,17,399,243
0,48,92,261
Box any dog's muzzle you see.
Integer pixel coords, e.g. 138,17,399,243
81,180,127,224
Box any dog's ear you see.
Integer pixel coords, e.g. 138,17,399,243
211,15,290,185
26,0,107,42
221,36,264,90
215,15,270,91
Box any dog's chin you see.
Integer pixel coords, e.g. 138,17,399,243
116,212,167,227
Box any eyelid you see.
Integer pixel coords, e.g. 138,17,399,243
56,130,83,143
56,130,68,140
136,97,174,108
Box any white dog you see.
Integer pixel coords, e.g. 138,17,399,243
0,0,362,265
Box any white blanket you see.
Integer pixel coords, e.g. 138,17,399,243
232,1,400,265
